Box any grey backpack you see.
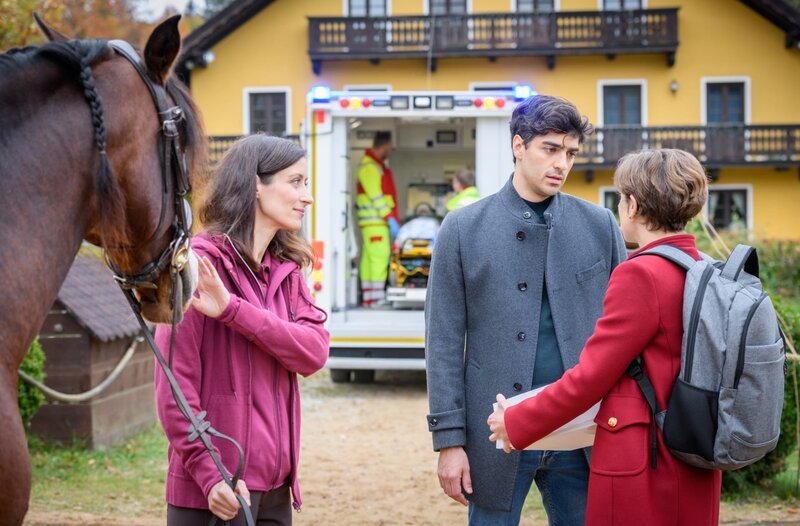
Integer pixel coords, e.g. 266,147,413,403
628,244,786,471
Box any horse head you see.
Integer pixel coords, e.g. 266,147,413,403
38,15,208,324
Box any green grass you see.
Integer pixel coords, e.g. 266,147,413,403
28,424,167,518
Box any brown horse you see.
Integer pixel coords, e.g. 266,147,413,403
0,16,206,525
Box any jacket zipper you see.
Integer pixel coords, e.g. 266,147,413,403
684,265,714,383
288,371,300,511
734,292,768,389
269,359,283,490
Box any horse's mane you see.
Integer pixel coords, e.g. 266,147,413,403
1,39,207,265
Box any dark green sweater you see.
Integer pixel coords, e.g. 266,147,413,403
523,196,564,389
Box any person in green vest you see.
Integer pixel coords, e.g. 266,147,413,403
446,169,480,212
356,131,399,307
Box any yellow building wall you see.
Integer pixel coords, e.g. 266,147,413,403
188,0,800,239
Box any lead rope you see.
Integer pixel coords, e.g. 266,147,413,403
117,273,254,526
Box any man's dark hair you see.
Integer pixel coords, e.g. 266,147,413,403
373,131,392,148
509,95,593,163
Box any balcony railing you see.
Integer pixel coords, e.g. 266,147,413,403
308,9,678,72
208,125,799,169
577,124,800,168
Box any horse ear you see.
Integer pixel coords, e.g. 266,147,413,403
34,13,70,42
144,15,182,85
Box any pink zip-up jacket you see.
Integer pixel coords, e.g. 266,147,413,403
154,232,329,511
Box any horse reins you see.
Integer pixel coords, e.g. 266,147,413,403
77,40,254,526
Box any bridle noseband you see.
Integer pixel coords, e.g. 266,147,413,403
103,40,193,299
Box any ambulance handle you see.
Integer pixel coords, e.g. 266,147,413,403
342,190,350,232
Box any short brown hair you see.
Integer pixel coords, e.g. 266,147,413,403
614,149,708,232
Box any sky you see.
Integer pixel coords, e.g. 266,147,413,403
134,0,206,21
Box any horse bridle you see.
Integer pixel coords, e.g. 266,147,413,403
103,40,193,295
90,41,255,526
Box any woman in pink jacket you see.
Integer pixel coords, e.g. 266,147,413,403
155,134,329,525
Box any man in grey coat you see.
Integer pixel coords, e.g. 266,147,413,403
425,95,626,525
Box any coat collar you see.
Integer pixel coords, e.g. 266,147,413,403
498,173,564,226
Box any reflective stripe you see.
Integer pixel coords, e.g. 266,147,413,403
362,289,386,301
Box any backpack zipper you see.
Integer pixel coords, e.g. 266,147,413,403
734,292,769,389
684,265,715,383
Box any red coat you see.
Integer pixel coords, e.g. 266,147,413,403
505,234,721,526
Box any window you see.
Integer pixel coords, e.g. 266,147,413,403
706,82,745,124
600,188,621,219
515,0,555,11
347,0,387,16
245,89,289,136
429,0,468,15
602,0,643,9
599,81,645,159
708,188,750,232
516,0,555,13
602,85,642,126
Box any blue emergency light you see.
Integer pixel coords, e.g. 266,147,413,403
514,84,536,101
311,85,331,103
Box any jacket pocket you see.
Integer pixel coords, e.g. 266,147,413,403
576,260,607,284
591,395,651,476
205,394,248,473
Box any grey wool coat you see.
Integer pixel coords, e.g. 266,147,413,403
425,176,627,511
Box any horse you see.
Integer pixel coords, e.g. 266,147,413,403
0,15,206,525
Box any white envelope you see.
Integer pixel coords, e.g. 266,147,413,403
493,384,600,451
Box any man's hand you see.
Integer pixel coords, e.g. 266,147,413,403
437,446,472,506
191,256,231,319
208,479,250,521
488,393,514,454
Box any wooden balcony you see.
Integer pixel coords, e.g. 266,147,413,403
576,124,800,169
308,9,679,73
210,126,800,171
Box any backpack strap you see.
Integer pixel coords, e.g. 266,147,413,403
627,357,665,469
721,244,759,280
634,244,697,270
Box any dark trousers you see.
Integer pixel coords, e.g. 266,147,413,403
167,484,292,526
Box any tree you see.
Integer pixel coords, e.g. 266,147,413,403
0,0,64,51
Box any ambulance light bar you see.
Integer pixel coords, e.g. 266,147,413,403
311,85,331,103
390,95,409,110
315,91,523,111
514,84,536,101
413,96,432,109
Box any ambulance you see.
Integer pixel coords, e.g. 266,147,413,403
302,86,533,382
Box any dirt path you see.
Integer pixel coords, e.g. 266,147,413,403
23,369,800,525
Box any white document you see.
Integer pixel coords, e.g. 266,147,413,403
493,384,600,451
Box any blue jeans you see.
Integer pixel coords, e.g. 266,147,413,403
468,449,589,526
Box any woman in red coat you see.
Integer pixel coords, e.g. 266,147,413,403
488,148,721,525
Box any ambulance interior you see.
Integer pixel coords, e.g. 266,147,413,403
345,116,476,310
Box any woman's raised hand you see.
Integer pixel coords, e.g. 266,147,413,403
191,256,231,319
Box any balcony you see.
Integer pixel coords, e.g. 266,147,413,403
308,9,679,73
576,124,800,169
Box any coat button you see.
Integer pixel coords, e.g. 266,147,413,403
517,282,527,291
607,417,617,428
430,418,438,427
516,231,525,241
523,211,532,219
513,383,523,391
517,332,526,341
